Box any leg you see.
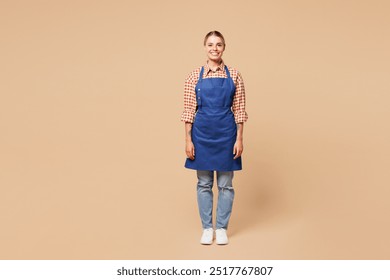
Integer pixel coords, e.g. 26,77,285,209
196,170,214,229
216,171,234,230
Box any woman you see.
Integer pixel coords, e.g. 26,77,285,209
181,31,248,245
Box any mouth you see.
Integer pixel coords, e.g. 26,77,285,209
210,52,219,56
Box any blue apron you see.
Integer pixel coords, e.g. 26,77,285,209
185,65,242,171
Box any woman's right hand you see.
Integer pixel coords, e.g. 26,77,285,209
186,140,195,160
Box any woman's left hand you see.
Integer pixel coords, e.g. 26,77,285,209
233,139,243,159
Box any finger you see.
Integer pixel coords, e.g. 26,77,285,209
187,146,194,160
234,148,243,159
240,147,244,156
186,148,192,159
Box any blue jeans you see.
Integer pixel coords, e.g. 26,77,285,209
196,170,235,230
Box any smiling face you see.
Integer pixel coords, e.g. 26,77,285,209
204,35,225,64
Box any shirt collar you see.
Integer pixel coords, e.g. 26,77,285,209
204,60,225,76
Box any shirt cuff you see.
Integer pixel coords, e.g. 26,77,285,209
181,110,195,123
234,110,248,124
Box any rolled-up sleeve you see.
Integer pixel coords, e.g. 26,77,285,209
232,71,248,123
180,71,197,123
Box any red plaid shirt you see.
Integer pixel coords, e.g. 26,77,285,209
181,60,248,124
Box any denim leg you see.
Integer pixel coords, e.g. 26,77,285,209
216,171,234,229
196,170,214,229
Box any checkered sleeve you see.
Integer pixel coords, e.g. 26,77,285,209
180,70,198,123
232,71,248,123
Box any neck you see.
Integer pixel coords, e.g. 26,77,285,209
207,59,222,69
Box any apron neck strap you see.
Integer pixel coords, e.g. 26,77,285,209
224,65,231,78
199,67,204,80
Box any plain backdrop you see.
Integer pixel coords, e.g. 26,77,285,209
1,0,389,259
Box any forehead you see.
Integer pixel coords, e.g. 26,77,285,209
205,35,224,44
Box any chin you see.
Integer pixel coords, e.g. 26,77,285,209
209,56,222,61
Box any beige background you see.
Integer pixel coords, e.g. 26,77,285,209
1,0,389,259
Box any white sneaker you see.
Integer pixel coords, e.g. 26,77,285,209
215,228,229,245
200,228,214,245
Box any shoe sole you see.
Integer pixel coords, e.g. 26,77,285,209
200,237,213,245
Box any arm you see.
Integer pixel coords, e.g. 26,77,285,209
185,122,195,160
181,70,198,160
181,70,197,123
233,123,244,159
232,70,248,159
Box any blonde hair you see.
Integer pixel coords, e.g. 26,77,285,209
204,30,226,48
